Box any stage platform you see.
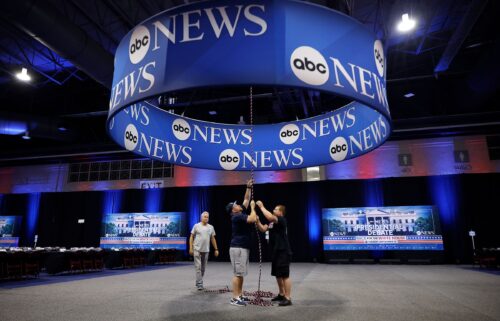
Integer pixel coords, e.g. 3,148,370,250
0,262,499,321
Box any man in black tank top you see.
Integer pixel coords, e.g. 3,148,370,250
256,201,293,306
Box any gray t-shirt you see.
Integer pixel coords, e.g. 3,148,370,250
191,223,216,252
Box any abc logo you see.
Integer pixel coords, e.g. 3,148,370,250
124,124,139,151
290,46,329,86
172,118,191,141
329,136,348,161
219,149,240,171
129,25,150,64
373,40,385,77
279,124,300,145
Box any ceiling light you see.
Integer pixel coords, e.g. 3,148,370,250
22,131,31,140
58,126,67,131
16,68,31,82
404,92,415,98
208,111,217,115
397,13,416,32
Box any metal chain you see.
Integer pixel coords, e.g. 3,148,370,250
203,87,273,306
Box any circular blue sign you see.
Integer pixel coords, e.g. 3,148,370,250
108,0,391,171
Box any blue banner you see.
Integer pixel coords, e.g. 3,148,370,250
108,0,391,171
100,212,186,249
322,206,444,251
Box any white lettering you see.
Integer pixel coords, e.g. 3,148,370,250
181,10,204,43
204,5,243,38
243,5,267,36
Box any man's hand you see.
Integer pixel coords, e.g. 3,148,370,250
214,249,219,257
256,200,263,208
189,248,193,256
250,200,256,209
247,180,253,188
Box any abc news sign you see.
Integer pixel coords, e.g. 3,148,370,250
114,101,389,171
108,0,391,171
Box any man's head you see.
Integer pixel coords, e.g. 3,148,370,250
226,201,243,215
200,211,209,224
273,205,286,217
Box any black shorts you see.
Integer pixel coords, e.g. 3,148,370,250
271,250,291,277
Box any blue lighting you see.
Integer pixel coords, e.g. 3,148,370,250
364,179,384,206
0,121,27,135
145,188,163,213
103,190,123,214
25,193,41,245
429,175,459,229
188,188,209,232
306,184,321,259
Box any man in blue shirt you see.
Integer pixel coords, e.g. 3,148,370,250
226,180,257,306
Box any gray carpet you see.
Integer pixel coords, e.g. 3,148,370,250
0,263,499,321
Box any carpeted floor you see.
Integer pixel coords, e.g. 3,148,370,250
0,263,499,321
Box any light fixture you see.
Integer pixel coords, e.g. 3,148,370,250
404,92,415,98
208,110,217,115
22,131,31,140
58,126,67,131
238,115,245,125
16,67,31,82
397,13,416,33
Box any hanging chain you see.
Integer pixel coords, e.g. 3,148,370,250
204,87,273,306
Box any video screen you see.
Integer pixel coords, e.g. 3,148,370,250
0,216,22,247
100,212,186,249
323,206,444,251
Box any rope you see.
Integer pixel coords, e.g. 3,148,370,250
248,86,268,305
203,287,275,306
206,87,274,306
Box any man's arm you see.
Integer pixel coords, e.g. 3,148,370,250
210,235,219,257
256,201,278,223
242,180,252,209
246,200,258,223
256,216,268,232
189,234,194,255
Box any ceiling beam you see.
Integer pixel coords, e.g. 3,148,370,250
434,0,488,73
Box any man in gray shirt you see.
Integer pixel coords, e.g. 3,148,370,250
189,211,218,290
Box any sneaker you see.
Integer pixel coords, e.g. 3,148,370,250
230,298,247,306
279,299,292,306
239,295,251,302
271,294,285,302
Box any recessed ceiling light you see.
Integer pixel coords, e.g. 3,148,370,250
404,92,415,98
22,131,31,140
208,111,217,115
397,13,416,32
16,67,31,82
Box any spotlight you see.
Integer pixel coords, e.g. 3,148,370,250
22,131,31,140
16,68,31,82
397,13,416,33
404,92,415,98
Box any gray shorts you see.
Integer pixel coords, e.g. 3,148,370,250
229,247,249,277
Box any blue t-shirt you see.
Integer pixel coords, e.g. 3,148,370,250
230,208,252,249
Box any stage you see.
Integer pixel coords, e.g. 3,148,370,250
0,263,499,321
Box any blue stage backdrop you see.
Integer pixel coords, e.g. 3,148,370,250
322,206,444,251
0,216,22,247
100,212,186,249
